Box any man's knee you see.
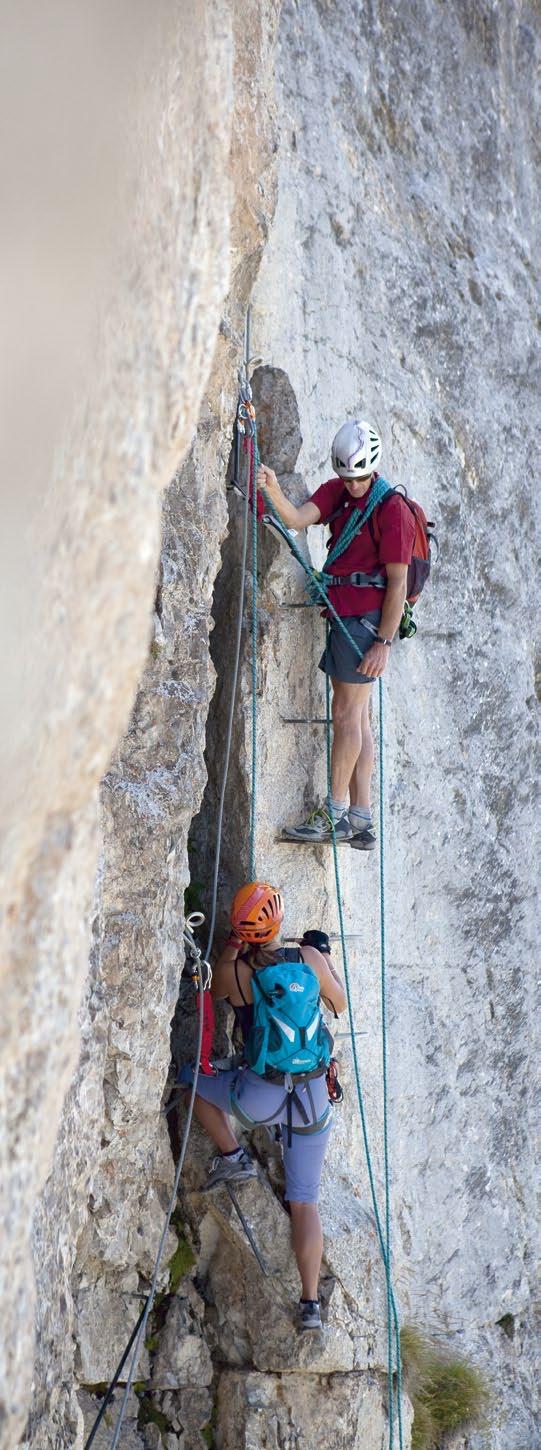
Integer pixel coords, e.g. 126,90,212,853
332,691,364,732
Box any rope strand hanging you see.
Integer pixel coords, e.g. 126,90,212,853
86,321,403,1449
86,349,256,1450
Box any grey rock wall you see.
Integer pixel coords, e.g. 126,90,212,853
2,2,280,1447
2,0,539,1448
247,0,540,1444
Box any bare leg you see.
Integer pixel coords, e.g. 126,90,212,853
348,694,374,809
191,1093,239,1154
289,1202,323,1300
330,678,373,802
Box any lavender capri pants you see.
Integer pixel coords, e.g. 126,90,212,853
188,1065,332,1204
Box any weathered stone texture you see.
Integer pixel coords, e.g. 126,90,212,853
246,1,540,1444
2,1,539,1448
216,1370,412,1450
2,0,280,1445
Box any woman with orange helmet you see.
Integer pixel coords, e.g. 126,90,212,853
178,881,346,1332
229,880,285,943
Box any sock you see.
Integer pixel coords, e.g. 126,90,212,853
349,805,372,827
327,795,348,823
300,1298,319,1306
222,1146,243,1159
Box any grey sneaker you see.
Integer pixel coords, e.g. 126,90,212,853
298,1298,322,1331
281,806,353,844
203,1149,257,1191
349,823,377,851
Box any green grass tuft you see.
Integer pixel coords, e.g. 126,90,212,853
401,1324,491,1449
425,1359,491,1432
168,1231,196,1293
411,1400,437,1450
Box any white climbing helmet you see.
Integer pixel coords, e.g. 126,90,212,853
331,419,382,479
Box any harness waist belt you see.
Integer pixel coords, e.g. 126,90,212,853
327,570,387,589
262,1065,327,1086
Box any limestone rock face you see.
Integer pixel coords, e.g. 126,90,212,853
247,2,540,1443
2,1,539,1449
216,1370,412,1450
2,2,280,1446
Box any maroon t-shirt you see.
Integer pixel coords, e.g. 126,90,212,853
310,475,416,617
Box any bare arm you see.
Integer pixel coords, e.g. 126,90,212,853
256,464,321,532
301,944,347,1016
211,944,240,1001
359,562,408,679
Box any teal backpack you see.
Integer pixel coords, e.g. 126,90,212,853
245,948,332,1080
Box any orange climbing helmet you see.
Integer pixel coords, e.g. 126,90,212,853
230,881,284,944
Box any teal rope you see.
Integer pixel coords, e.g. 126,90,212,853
325,651,402,1448
305,475,391,602
258,470,403,1444
378,674,402,1439
259,487,374,658
249,433,259,880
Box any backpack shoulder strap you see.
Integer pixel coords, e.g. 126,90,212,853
325,489,349,527
367,485,426,546
234,948,254,1006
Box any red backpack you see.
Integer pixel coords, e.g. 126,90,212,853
368,487,436,604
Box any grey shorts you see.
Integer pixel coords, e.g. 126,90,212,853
191,1066,332,1204
318,610,382,684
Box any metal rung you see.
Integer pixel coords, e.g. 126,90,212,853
280,717,328,725
278,601,313,608
283,934,364,942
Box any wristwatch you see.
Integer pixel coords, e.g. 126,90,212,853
375,635,393,646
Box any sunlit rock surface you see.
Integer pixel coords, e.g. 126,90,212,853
2,1,538,1447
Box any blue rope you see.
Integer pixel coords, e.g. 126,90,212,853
257,458,403,1446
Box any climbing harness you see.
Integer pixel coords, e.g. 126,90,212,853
266,470,436,643
305,475,393,603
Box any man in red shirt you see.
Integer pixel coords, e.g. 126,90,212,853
257,419,415,848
